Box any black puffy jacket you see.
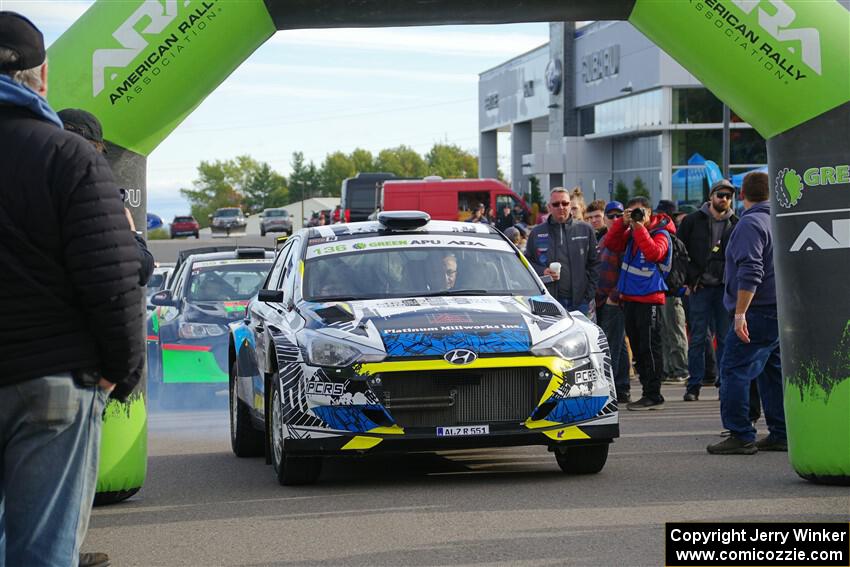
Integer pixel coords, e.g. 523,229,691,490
677,206,738,287
0,106,143,400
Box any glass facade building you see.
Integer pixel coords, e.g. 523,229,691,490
478,21,767,207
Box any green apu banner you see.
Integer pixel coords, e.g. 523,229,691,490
47,0,276,156
629,0,850,140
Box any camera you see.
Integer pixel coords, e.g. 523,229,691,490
630,207,645,223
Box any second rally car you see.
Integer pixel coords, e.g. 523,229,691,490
228,212,618,484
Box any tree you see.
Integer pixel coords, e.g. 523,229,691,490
289,151,322,200
350,148,374,174
529,175,544,207
320,151,355,197
374,145,427,178
632,176,650,198
425,143,478,178
180,156,288,225
614,180,630,204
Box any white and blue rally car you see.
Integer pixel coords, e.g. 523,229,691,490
228,212,618,484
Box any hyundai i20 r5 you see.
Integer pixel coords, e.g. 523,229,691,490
147,248,274,407
228,212,618,485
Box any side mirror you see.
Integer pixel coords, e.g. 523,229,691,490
258,289,284,303
150,290,177,306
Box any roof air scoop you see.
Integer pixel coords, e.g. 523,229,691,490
377,211,430,231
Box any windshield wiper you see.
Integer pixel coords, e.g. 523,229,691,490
420,288,492,297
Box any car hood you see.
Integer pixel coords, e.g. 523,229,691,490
184,300,251,322
300,295,574,358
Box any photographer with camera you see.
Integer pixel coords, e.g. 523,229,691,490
604,196,677,410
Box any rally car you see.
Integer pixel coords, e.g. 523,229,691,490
228,212,618,484
147,247,274,407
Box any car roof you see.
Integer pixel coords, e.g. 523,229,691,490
303,219,502,240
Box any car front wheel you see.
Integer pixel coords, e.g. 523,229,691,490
230,363,264,457
269,385,322,485
554,443,609,475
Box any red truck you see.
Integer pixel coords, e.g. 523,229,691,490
381,177,530,222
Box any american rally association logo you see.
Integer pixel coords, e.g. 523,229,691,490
775,168,803,208
444,349,477,365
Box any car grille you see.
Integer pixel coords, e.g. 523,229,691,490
378,367,544,428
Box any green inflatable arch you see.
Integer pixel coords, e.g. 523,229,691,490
47,0,849,498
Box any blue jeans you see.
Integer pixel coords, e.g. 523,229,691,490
597,302,629,394
687,286,729,393
719,308,785,443
0,374,108,567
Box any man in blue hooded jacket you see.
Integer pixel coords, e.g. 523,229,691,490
707,172,785,455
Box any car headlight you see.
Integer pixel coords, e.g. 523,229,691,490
531,329,589,360
179,323,225,339
300,330,385,368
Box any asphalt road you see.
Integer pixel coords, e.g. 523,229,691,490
149,215,281,264
83,384,849,566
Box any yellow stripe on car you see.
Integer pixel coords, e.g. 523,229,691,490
540,425,591,441
341,436,382,450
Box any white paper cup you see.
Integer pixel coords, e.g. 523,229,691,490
549,262,561,276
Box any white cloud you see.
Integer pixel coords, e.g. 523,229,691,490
239,62,477,85
270,28,547,58
215,81,427,102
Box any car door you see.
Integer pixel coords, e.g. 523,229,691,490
251,240,294,377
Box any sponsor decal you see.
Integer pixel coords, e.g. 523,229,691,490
307,234,510,258
306,382,346,396
690,0,822,84
93,0,221,105
573,368,599,384
775,164,849,208
382,323,523,334
790,219,850,252
444,349,478,365
437,425,489,436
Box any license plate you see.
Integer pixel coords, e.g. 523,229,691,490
574,369,599,384
436,425,489,437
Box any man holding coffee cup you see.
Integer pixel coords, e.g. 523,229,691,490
525,187,599,316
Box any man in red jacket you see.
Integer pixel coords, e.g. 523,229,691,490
604,196,674,410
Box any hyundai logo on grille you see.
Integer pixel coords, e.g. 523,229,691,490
444,349,477,365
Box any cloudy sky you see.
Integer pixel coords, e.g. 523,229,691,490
3,1,549,221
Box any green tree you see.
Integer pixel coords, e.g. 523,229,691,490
632,176,650,198
350,148,374,173
320,151,356,197
425,143,478,178
614,180,630,203
374,145,427,178
180,160,243,228
289,151,322,200
243,161,288,213
529,175,544,207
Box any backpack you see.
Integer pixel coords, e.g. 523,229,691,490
661,232,691,296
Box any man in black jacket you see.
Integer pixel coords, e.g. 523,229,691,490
525,187,600,316
677,179,738,400
0,12,142,567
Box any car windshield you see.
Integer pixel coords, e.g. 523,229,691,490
186,260,272,302
265,210,288,218
215,209,240,218
302,235,541,301
174,216,194,223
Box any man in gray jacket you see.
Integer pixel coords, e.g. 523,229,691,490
526,187,600,315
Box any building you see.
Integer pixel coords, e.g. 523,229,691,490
478,21,767,206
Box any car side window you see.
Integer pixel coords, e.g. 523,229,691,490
266,242,292,290
169,262,189,298
281,237,302,304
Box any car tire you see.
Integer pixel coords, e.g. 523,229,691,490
260,228,265,237
230,364,264,458
93,487,140,507
194,232,199,239
554,443,609,475
269,385,322,485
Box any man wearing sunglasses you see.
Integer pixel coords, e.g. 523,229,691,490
677,179,739,401
525,187,599,316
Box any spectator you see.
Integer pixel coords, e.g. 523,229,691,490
605,196,676,410
604,201,624,229
467,203,489,224
59,108,154,286
503,226,522,248
570,186,587,221
586,199,607,240
496,204,514,231
654,200,689,386
708,172,784,455
678,179,738,401
525,187,599,316
596,221,630,403
0,12,143,567
512,201,529,225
